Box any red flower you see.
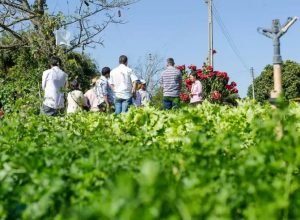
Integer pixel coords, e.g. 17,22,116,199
180,92,190,103
188,65,197,71
185,78,193,91
206,66,213,72
208,71,216,78
225,85,233,90
211,91,222,101
231,88,238,93
230,81,237,87
196,69,203,74
177,65,186,71
198,74,208,80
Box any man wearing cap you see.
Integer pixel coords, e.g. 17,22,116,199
110,55,138,114
95,67,114,112
41,56,68,116
160,58,182,109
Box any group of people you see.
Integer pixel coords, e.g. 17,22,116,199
160,58,203,109
0,55,202,118
40,55,203,116
41,55,152,116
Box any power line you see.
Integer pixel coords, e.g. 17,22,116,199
212,3,249,72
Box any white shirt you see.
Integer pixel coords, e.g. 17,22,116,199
42,66,67,109
67,90,85,113
110,64,138,99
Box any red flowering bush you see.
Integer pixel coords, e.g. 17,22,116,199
177,64,239,105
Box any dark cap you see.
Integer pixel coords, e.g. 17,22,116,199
101,67,111,76
167,58,175,66
70,79,79,90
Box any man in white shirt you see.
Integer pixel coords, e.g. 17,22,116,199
41,56,68,116
110,55,138,114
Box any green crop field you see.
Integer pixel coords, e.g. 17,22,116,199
1,100,300,220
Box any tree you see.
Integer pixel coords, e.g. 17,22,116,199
0,0,136,56
247,60,300,102
0,34,98,114
134,53,164,95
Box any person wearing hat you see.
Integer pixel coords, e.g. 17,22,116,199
84,76,100,112
95,67,114,112
139,79,151,106
66,79,85,114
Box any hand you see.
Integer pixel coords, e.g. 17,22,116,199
132,90,137,99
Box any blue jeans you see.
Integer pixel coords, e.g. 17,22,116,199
115,97,132,114
163,97,179,110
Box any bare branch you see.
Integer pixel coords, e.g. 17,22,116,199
0,42,27,49
0,0,138,54
0,22,23,40
0,0,35,15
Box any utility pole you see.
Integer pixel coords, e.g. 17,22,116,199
250,67,255,99
205,0,213,67
257,17,298,99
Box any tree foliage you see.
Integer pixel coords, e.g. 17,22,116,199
0,39,98,114
0,0,136,56
247,60,300,102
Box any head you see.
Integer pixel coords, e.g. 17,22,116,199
167,58,175,67
119,55,128,65
50,56,62,67
140,79,146,90
70,79,80,90
135,80,142,90
189,72,197,82
101,67,111,78
90,76,99,87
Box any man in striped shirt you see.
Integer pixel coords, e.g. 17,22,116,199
160,58,182,110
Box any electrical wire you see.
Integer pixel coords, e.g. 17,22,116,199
212,3,250,72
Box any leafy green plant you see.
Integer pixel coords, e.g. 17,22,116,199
0,101,300,219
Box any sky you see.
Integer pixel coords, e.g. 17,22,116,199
49,0,300,97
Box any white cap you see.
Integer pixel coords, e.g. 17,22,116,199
140,79,146,84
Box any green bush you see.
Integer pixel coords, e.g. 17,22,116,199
1,101,300,219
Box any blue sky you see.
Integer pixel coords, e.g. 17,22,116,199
49,0,300,97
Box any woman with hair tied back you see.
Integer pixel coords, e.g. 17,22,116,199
189,72,203,105
66,79,85,114
84,76,100,112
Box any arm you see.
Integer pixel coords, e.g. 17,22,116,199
159,73,163,89
109,73,115,92
178,73,182,92
130,71,138,98
102,81,110,109
41,71,48,90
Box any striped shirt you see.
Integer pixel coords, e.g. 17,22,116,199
160,66,182,97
